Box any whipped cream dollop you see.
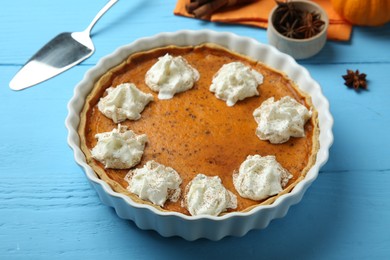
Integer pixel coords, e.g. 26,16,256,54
233,155,292,201
97,83,153,123
183,174,237,216
145,54,200,100
209,62,263,106
91,125,148,169
125,160,182,207
253,96,312,144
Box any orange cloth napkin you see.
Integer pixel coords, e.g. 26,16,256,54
174,0,352,41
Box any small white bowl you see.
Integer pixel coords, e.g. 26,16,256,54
66,30,333,241
267,0,329,59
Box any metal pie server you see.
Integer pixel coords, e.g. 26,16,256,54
9,0,118,91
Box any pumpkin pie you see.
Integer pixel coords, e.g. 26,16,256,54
78,43,319,216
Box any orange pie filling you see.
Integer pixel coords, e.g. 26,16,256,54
78,44,319,216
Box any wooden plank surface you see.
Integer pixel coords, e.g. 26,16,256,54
1,0,389,259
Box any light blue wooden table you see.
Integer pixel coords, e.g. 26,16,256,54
1,1,389,259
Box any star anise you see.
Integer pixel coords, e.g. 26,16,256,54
273,1,325,39
296,11,325,39
279,20,300,38
342,69,368,90
274,0,302,25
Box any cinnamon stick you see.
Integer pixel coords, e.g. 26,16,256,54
193,0,229,19
186,0,211,13
187,0,257,19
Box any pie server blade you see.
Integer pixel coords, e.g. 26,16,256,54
9,0,118,91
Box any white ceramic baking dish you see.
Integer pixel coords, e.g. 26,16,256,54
66,30,333,241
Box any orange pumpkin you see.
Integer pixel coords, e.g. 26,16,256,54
331,0,390,26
